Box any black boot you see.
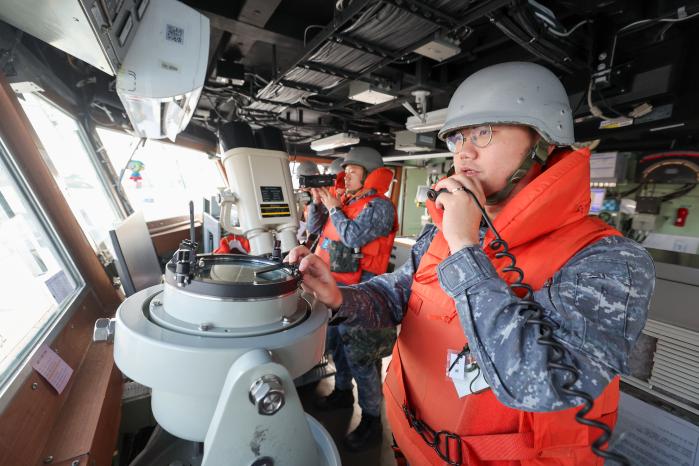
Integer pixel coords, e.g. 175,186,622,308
344,414,383,452
314,388,354,411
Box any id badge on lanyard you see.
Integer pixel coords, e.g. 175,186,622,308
446,347,489,398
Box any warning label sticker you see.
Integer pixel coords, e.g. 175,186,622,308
599,117,634,129
260,203,290,218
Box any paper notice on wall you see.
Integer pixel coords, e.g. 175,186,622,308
45,270,73,304
606,392,699,465
31,344,73,394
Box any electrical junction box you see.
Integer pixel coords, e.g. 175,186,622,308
636,197,662,215
632,213,664,231
395,130,436,152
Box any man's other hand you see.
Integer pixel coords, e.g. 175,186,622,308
310,187,322,204
315,187,342,210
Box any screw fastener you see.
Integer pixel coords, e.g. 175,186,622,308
249,375,285,415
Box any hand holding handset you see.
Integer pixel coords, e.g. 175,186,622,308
426,187,495,233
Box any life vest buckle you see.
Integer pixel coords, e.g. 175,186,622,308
402,404,463,465
434,430,463,466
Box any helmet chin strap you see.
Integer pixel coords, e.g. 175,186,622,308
485,139,551,205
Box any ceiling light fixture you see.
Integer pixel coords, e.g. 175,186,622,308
348,81,396,105
406,108,448,133
383,152,451,162
413,35,461,62
310,132,360,152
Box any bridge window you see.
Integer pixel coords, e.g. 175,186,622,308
96,128,224,221
0,138,83,393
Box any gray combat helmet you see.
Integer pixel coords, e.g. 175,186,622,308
341,146,384,174
327,157,344,174
295,160,319,177
438,61,574,146
439,61,574,205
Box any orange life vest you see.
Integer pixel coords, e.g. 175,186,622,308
315,167,398,285
214,234,250,254
384,147,623,466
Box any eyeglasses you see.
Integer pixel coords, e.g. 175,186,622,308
445,125,493,153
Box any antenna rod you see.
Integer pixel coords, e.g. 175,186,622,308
189,200,195,244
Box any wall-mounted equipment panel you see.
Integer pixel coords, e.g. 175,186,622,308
0,0,149,75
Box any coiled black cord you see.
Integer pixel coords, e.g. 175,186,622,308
427,187,629,465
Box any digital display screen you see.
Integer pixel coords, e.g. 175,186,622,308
590,188,606,214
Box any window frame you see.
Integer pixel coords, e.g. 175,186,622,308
74,115,132,220
0,137,87,414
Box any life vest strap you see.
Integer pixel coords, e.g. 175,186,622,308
401,402,617,464
402,403,539,464
395,342,616,464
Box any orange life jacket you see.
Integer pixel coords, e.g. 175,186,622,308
214,234,250,254
315,167,398,284
384,147,623,466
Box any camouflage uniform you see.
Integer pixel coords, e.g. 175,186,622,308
328,271,396,417
333,224,656,410
306,201,325,237
307,192,395,246
311,189,397,418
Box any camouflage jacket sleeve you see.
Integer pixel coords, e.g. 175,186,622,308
437,235,655,411
306,202,328,236
332,225,438,327
330,195,395,248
